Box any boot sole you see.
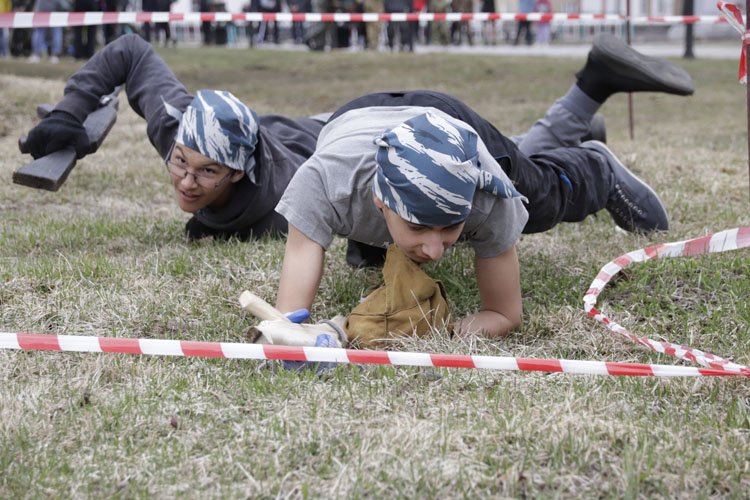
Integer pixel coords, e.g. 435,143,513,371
591,34,695,96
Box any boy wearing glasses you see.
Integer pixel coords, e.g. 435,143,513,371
22,35,325,241
162,90,263,215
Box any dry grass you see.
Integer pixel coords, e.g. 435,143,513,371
1,46,749,498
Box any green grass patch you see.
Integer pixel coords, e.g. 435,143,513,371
1,46,750,497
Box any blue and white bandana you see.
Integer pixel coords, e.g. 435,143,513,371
372,112,523,226
173,90,259,181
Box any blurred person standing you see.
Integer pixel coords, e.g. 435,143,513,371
333,0,358,49
200,0,213,44
256,0,281,44
102,0,122,45
28,0,68,63
480,0,495,45
512,0,532,45
153,0,174,45
384,0,412,51
141,0,155,41
73,0,99,58
362,0,380,50
11,0,34,57
449,0,472,46
288,0,311,44
410,0,423,45
304,0,326,50
352,0,366,49
0,0,10,58
243,0,257,46
427,0,449,45
533,0,551,45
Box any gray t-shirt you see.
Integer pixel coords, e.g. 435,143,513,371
276,106,529,259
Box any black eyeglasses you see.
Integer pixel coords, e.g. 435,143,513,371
165,160,234,189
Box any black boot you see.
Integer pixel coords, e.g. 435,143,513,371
576,34,695,103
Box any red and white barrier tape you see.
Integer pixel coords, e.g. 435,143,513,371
0,331,741,377
0,11,733,29
717,1,748,83
2,227,749,378
584,226,750,376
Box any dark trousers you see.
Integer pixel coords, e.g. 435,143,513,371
73,25,97,59
103,24,119,45
142,22,153,42
514,20,532,45
257,19,279,44
329,90,611,235
386,21,413,51
291,21,305,42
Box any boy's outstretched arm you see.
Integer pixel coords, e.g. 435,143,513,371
276,224,326,314
453,246,523,338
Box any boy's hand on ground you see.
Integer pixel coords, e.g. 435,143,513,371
453,310,517,339
453,314,490,338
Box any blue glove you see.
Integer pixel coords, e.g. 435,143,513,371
284,308,310,324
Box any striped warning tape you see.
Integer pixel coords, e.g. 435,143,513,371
0,331,742,377
717,1,748,83
584,226,750,376
1,228,748,378
0,11,735,29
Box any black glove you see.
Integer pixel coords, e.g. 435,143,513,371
22,110,90,160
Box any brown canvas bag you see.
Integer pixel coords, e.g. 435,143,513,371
345,245,451,348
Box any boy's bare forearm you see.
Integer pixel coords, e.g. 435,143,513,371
457,247,523,338
275,225,325,314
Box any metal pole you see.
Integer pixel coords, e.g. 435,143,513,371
683,0,695,59
627,0,634,140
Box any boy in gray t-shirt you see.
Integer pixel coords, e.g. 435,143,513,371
276,106,529,257
276,109,530,339
274,37,697,338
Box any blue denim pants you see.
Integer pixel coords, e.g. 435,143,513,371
32,27,63,56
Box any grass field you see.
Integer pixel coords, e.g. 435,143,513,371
1,45,750,498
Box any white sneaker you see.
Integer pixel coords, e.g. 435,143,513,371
49,55,60,64
27,54,40,64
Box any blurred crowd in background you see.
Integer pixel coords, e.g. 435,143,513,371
0,0,733,60
0,0,571,61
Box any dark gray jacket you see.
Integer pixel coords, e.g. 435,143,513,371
55,34,324,240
